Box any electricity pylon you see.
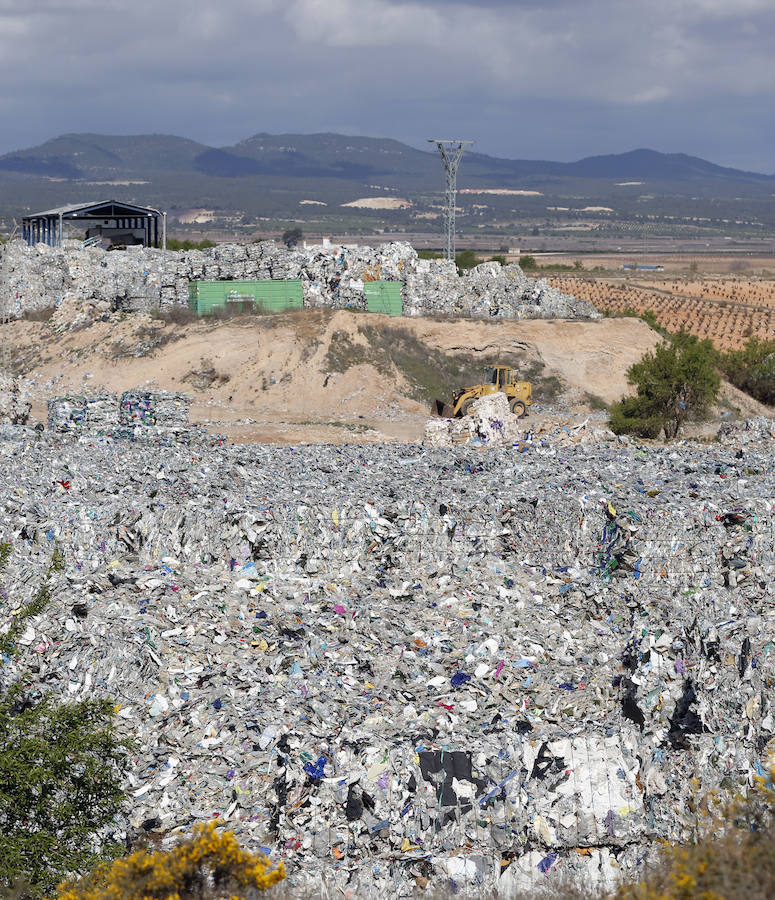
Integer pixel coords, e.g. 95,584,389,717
428,139,474,260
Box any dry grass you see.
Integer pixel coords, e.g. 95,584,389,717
152,305,199,326
21,305,56,322
182,357,231,389
614,766,775,900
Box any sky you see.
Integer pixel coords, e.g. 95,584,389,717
1,0,774,171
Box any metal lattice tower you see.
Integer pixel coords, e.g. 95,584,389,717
428,139,473,260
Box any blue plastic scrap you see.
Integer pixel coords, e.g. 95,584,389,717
304,755,327,781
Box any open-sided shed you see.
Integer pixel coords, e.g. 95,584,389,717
22,199,164,248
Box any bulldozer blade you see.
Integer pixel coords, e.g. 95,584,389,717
432,399,455,418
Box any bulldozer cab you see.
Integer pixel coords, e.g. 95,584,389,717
486,366,513,390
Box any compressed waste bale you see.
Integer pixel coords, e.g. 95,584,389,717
0,374,31,425
48,395,88,431
151,391,191,427
84,393,120,429
423,392,521,447
120,389,190,428
469,392,521,443
120,390,157,426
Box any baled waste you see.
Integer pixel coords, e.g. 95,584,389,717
1,239,597,323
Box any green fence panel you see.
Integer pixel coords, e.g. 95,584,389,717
364,281,403,316
188,280,303,315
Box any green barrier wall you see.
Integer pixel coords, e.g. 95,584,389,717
188,280,304,315
364,281,403,316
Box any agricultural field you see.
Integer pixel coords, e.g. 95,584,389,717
549,272,775,349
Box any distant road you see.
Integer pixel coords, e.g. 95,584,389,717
186,229,775,257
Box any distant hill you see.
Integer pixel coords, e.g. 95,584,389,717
1,132,774,229
557,148,769,182
0,133,211,180
1,132,772,187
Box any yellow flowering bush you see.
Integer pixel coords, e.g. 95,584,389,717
56,822,285,900
615,759,775,900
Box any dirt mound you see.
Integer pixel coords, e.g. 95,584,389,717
3,310,664,443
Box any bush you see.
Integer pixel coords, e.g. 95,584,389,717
721,336,775,406
22,306,56,323
0,545,129,898
455,249,480,273
584,392,609,411
166,238,216,251
608,332,720,439
519,254,537,270
281,227,303,249
614,761,775,900
608,395,664,438
56,822,285,900
152,305,199,326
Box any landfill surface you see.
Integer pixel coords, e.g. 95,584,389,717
1,239,597,322
1,425,773,897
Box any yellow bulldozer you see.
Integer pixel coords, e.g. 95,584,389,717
433,365,533,418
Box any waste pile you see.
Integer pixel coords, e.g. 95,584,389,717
423,393,524,447
0,373,30,425
520,415,619,448
1,239,597,323
1,435,772,897
119,390,191,428
47,390,202,445
718,416,775,446
403,259,589,319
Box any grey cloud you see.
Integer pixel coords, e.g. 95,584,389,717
0,0,774,170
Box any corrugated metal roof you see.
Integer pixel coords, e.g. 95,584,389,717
23,199,159,219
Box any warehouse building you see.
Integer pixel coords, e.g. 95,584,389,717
22,200,164,248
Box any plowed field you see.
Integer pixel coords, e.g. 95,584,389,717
549,276,775,349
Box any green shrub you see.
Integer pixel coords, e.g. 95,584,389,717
0,544,129,898
609,395,664,438
165,238,216,251
721,336,775,406
455,249,480,273
608,332,720,439
281,227,303,248
584,392,609,411
519,254,537,270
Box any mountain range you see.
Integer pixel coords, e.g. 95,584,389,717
1,133,773,229
1,132,771,188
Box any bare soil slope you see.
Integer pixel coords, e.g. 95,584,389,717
4,311,666,442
